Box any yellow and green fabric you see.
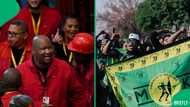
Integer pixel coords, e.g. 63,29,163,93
106,40,190,107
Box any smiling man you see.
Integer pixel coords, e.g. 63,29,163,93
0,20,31,78
17,36,87,107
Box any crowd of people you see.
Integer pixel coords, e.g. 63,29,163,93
0,0,94,107
97,26,190,66
96,26,190,107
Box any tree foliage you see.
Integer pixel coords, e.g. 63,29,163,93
135,0,190,32
97,0,142,36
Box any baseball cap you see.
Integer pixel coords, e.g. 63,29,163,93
128,33,140,41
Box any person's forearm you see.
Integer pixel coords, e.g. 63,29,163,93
102,41,111,55
167,29,183,44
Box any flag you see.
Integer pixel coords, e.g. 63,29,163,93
106,40,190,107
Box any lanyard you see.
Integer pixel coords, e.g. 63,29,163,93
36,70,49,104
62,43,73,63
31,15,41,35
62,43,67,56
36,69,48,88
11,48,26,68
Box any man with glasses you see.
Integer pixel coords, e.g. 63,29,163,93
0,19,31,78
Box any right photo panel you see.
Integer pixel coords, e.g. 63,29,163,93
96,0,190,107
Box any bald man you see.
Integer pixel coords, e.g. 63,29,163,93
0,68,22,107
17,36,87,107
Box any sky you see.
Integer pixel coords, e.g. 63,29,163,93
96,0,107,14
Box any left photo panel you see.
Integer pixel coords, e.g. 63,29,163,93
0,0,94,107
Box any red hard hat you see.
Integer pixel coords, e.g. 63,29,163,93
68,32,94,54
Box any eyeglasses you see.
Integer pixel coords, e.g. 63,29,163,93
7,31,25,37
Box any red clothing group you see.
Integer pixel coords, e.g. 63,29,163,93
0,5,61,46
0,3,93,107
17,58,87,107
